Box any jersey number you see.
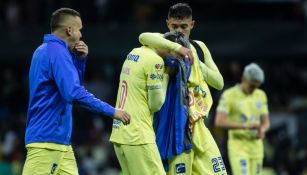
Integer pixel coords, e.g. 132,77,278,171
118,80,128,109
211,157,226,173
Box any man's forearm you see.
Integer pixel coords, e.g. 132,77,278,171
139,32,181,52
199,62,224,90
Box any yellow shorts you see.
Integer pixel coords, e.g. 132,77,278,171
114,143,166,175
167,119,227,175
228,152,263,175
22,144,78,175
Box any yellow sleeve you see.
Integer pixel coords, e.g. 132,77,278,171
144,56,169,112
260,91,269,115
139,32,182,52
196,41,224,90
216,91,231,114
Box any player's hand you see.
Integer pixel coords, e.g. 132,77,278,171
256,126,266,139
178,46,194,64
113,108,131,125
244,123,259,130
188,116,195,133
74,41,88,58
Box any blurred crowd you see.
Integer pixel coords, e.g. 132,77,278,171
1,0,307,28
0,0,307,175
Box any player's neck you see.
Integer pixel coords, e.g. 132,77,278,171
239,83,251,95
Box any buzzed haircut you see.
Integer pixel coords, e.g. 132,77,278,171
50,8,80,32
168,3,192,19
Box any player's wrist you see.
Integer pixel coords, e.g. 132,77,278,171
174,44,182,52
260,126,267,133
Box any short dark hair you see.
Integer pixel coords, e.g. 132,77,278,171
164,31,190,48
50,8,80,32
168,3,192,19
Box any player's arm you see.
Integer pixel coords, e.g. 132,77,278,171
256,114,270,139
256,92,270,138
73,55,87,84
144,57,169,112
197,41,224,90
214,112,255,129
51,51,130,125
139,32,194,63
147,74,169,112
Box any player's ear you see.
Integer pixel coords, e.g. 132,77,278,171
190,20,195,30
166,19,171,30
66,26,73,36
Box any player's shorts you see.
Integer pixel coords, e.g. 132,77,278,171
228,147,263,175
22,144,78,175
114,143,166,175
167,118,227,175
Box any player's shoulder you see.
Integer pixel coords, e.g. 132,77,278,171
193,40,205,45
191,40,211,54
140,46,163,63
192,40,207,48
129,46,163,70
254,88,267,98
223,85,238,96
44,42,70,63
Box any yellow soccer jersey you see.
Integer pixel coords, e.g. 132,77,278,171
188,40,213,121
217,84,269,157
110,46,167,145
139,33,223,120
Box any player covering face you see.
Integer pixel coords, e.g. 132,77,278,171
110,32,190,175
138,3,227,175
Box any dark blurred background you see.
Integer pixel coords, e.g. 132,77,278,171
0,0,306,175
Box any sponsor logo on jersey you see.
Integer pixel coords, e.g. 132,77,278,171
127,54,140,62
157,74,163,80
150,74,156,80
147,85,162,90
112,119,121,129
150,74,163,80
176,163,186,174
240,114,248,122
50,163,58,174
240,159,247,166
241,169,248,175
121,67,130,75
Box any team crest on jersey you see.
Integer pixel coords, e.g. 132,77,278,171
155,64,163,71
256,101,262,109
176,163,186,174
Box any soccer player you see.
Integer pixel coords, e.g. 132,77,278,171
109,32,188,175
215,63,270,175
22,8,130,175
138,3,227,175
